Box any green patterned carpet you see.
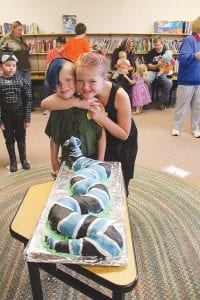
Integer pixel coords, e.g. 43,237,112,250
0,165,200,300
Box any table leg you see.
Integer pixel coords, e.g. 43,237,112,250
112,290,126,300
27,262,43,300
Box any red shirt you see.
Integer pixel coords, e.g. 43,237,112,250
46,47,67,65
64,37,90,62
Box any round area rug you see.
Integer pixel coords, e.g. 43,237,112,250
0,165,200,300
129,166,200,300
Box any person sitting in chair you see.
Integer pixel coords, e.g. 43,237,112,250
146,36,173,110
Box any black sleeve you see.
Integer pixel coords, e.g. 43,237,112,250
22,79,32,123
111,48,120,70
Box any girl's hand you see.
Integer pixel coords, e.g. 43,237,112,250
77,97,100,110
0,124,5,130
88,102,106,124
88,100,105,114
24,123,30,129
52,160,60,174
75,98,91,110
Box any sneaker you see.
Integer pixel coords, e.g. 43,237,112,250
172,128,180,136
43,110,49,115
193,129,200,138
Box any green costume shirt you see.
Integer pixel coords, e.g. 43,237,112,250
45,108,102,159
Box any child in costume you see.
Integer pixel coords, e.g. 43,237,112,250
124,64,151,113
44,57,106,177
0,52,32,172
42,52,138,196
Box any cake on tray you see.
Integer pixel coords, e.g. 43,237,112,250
24,137,128,266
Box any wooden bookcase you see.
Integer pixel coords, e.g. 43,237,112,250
0,32,188,79
0,32,186,106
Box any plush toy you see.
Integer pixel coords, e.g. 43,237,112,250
158,50,175,77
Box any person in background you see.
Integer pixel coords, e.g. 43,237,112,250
111,38,136,101
0,21,31,83
172,16,200,138
0,53,32,172
43,36,67,115
44,57,106,177
41,52,138,196
116,50,131,74
64,22,90,62
112,50,131,80
146,35,173,110
111,38,136,71
124,64,151,114
46,36,67,65
0,21,33,109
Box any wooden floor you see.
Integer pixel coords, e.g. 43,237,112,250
0,107,199,189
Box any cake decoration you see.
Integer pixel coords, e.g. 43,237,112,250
45,136,123,258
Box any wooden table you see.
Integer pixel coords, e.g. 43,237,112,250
10,182,138,300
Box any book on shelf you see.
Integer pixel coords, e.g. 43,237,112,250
154,20,192,35
183,21,192,34
24,23,39,34
165,39,183,54
0,22,39,35
3,22,11,34
90,38,121,54
154,20,184,34
135,37,152,54
63,15,76,33
27,38,58,53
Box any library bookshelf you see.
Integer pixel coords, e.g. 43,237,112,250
0,32,188,78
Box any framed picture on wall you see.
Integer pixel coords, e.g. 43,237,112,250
63,15,76,33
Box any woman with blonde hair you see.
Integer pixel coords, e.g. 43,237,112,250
111,38,136,103
172,16,200,138
111,38,136,71
0,21,31,84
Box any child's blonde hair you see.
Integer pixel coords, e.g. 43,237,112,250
118,51,127,59
76,52,109,76
136,64,148,79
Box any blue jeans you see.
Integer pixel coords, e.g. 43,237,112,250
147,71,173,105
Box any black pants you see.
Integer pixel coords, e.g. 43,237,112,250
2,110,26,144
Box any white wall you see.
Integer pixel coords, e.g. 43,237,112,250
0,0,199,33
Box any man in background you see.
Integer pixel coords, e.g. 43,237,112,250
146,36,173,110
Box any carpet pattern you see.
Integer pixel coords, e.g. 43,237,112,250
1,165,200,300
